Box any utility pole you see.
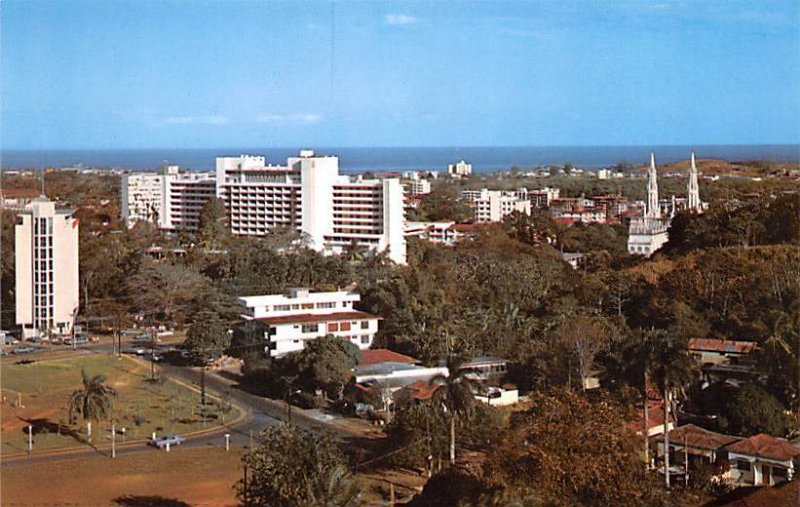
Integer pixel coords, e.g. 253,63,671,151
27,425,33,455
112,423,116,458
150,321,157,381
684,433,689,488
200,364,206,406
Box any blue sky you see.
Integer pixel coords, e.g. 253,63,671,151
2,0,799,149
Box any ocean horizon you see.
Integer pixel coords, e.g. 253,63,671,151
2,144,799,173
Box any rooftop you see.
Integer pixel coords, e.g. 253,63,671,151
666,424,741,451
688,338,758,354
725,433,800,462
358,349,418,367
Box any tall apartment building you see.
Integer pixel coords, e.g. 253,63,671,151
402,179,431,196
462,189,531,223
517,187,560,208
238,288,380,357
121,165,215,230
15,197,80,338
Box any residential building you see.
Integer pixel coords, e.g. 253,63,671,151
354,350,448,385
657,424,742,474
561,252,585,269
462,189,531,223
448,159,472,178
120,165,216,230
15,197,80,338
725,434,800,486
122,150,407,264
238,288,380,357
688,338,758,366
404,221,478,246
1,188,42,211
522,187,560,208
403,179,431,196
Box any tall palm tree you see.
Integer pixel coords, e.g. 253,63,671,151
643,329,692,488
429,356,480,465
68,369,117,436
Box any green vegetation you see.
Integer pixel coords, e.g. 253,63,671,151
1,355,236,453
238,424,362,507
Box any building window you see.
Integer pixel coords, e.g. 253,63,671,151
773,467,788,478
360,335,370,345
736,460,751,471
340,322,351,332
327,323,339,333
301,324,319,334
274,304,291,311
360,321,369,330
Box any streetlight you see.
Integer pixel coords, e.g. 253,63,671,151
225,433,230,451
27,425,33,454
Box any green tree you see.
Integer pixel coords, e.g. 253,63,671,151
68,369,117,430
126,259,212,324
237,424,361,507
297,334,360,400
184,310,230,360
724,384,788,437
429,357,480,464
197,197,229,250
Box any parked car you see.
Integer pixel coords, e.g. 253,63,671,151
148,434,185,449
13,346,36,354
3,335,19,345
63,335,89,345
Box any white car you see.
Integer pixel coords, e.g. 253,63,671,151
148,434,186,448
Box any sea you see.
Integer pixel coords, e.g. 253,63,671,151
1,145,798,173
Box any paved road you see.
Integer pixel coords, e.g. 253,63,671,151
2,342,372,468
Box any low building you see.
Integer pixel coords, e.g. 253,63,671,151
461,356,509,385
657,424,742,475
725,434,800,486
404,221,478,246
1,188,41,211
462,189,531,223
474,385,519,406
403,179,431,196
689,338,758,366
561,252,585,269
238,288,380,357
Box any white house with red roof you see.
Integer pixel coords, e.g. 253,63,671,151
239,288,380,357
725,433,800,486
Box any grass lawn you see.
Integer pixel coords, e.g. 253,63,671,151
1,447,243,506
1,354,236,455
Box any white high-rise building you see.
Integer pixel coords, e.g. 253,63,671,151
121,165,216,230
448,160,472,178
216,151,407,264
15,197,80,338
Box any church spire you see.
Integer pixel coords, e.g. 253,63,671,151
687,151,700,211
646,152,660,218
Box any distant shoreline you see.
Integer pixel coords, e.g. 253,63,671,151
2,144,798,172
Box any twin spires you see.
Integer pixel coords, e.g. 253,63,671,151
645,151,702,219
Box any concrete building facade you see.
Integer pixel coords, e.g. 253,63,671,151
15,197,80,337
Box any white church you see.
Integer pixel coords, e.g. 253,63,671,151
627,152,704,256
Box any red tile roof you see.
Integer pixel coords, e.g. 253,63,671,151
725,434,800,462
688,338,757,354
666,424,741,451
403,380,441,401
627,399,676,434
1,188,41,199
254,310,379,325
359,349,418,366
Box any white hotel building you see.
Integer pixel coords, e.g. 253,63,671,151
239,288,380,357
462,188,531,223
122,151,406,264
15,197,80,338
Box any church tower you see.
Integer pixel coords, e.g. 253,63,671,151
687,151,701,211
646,152,660,218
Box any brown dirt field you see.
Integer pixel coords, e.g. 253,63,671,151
1,447,244,506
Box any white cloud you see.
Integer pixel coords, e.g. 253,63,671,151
385,13,416,26
255,113,323,125
164,115,230,125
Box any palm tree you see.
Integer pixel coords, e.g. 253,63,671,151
429,356,480,465
305,464,362,507
343,239,366,263
643,329,692,488
68,369,117,438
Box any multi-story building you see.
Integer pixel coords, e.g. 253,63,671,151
121,166,215,230
517,187,560,208
238,288,381,357
217,151,406,264
448,160,472,178
121,150,407,264
462,189,531,223
15,197,80,338
403,179,431,196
